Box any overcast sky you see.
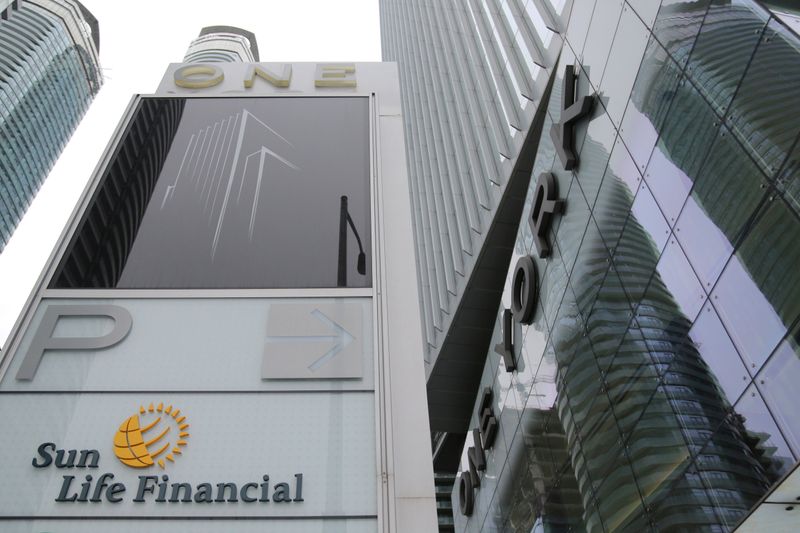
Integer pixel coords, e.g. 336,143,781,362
0,0,381,347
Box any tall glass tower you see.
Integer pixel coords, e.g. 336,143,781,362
382,0,800,530
0,0,102,251
183,25,259,63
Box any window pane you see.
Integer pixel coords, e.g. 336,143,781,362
52,97,372,289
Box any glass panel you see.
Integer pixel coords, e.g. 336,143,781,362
689,303,750,401
593,450,647,532
491,428,526,530
570,217,611,320
51,97,372,289
555,177,591,275
646,75,720,227
585,264,635,369
594,137,641,252
506,406,583,530
631,181,671,256
514,302,548,410
689,125,769,246
627,389,692,509
564,0,597,59
612,209,661,307
606,324,661,438
711,256,787,373
653,0,711,67
599,4,651,127
575,107,616,209
654,238,706,323
649,465,719,531
620,37,681,173
529,341,558,411
571,385,621,495
776,134,800,215
580,0,623,89
692,408,772,529
687,0,769,116
734,384,795,479
758,324,800,457
729,18,800,177
674,195,733,291
540,234,570,330
550,290,585,369
637,242,706,378
714,197,800,369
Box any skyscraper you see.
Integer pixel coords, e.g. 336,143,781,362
382,0,800,530
0,0,102,251
183,25,259,64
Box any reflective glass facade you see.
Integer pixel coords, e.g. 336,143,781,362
0,0,101,251
183,25,259,63
51,96,372,290
383,0,800,531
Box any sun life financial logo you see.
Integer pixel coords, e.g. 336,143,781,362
31,403,305,504
113,402,189,470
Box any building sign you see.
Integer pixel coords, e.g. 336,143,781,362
458,388,498,516
3,298,374,391
529,172,565,259
0,393,372,517
550,64,594,170
30,402,305,505
168,62,357,92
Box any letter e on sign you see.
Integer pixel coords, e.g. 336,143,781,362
315,63,357,88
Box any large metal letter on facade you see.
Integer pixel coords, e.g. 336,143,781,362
550,64,594,170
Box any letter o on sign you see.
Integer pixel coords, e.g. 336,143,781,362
511,256,537,325
458,472,474,516
174,64,224,89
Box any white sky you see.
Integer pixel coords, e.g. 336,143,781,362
0,0,381,348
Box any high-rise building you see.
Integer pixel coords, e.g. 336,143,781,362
183,25,260,64
381,0,800,530
0,26,437,533
0,0,102,251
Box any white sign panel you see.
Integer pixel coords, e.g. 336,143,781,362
0,393,376,518
1,297,373,392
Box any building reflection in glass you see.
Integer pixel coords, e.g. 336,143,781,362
474,4,800,530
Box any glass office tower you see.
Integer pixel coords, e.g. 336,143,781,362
183,25,260,64
381,0,800,530
0,0,102,251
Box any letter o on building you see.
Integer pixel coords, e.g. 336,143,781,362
458,472,474,516
174,64,224,89
511,255,537,325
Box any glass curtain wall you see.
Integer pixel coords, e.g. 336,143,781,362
455,1,800,531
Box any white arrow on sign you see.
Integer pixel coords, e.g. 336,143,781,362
263,303,363,379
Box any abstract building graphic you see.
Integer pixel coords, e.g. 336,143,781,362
159,107,300,257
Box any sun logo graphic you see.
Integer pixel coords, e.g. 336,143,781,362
113,402,189,469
